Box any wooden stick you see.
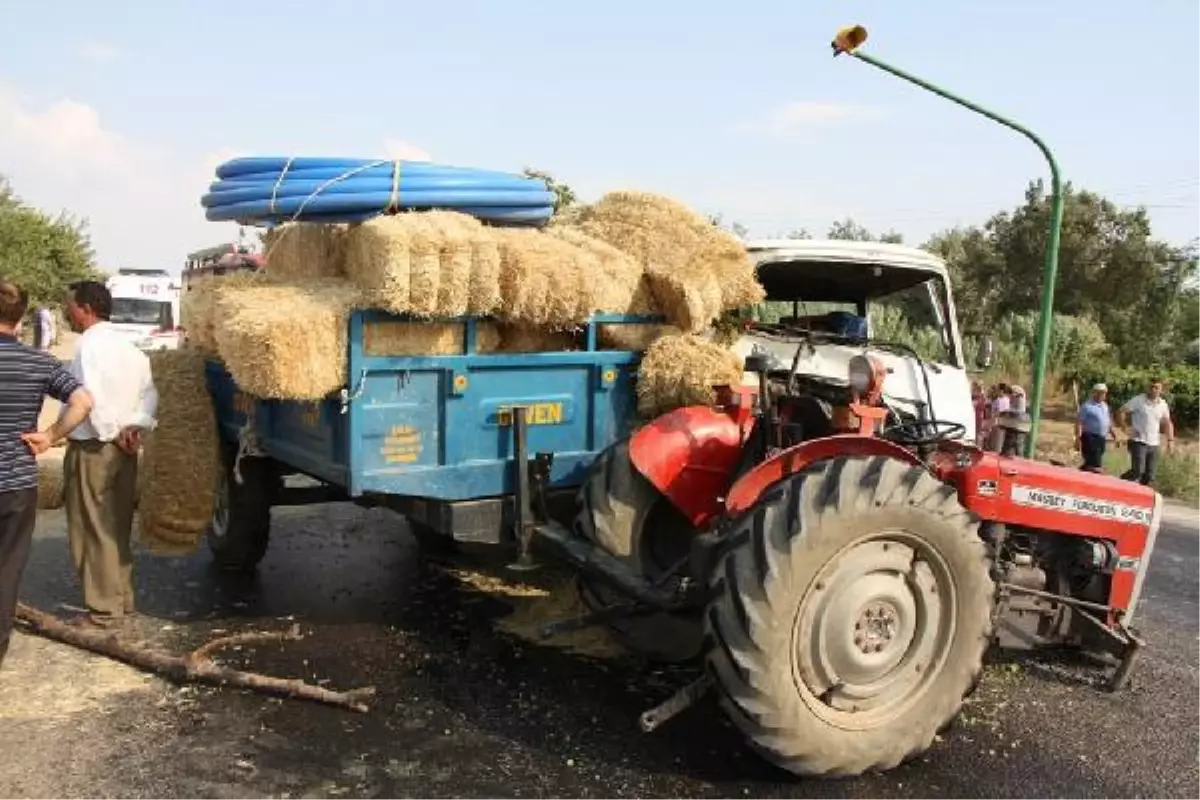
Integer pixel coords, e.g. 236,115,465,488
14,603,374,713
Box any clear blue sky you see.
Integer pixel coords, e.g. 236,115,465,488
1,0,1196,271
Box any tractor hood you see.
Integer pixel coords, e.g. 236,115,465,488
730,333,977,444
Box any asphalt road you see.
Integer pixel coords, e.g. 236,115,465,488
1,503,1196,799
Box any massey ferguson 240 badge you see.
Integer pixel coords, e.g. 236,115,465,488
1009,484,1154,527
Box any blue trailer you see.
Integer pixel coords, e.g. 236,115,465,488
204,310,658,569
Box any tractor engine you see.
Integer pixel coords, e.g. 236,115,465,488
981,522,1122,650
747,352,909,451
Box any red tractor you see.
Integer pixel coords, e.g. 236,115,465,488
534,327,1161,778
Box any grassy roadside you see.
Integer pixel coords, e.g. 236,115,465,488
1034,396,1199,504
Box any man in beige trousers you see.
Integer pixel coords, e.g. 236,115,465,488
61,281,158,629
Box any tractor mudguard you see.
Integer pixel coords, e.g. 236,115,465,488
628,406,750,528
724,435,925,517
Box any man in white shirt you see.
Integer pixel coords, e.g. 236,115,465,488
32,307,54,351
61,280,158,629
1118,378,1174,486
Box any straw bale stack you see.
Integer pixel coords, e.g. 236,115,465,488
181,270,268,355
636,333,744,418
598,323,681,352
494,227,611,327
343,211,503,318
263,222,349,280
137,349,220,555
574,191,763,332
36,452,66,510
213,278,363,400
496,325,582,353
363,320,502,356
595,272,680,351
540,226,645,315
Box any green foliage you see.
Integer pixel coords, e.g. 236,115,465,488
924,182,1197,368
0,176,100,309
868,304,947,362
709,213,750,239
827,218,903,244
1060,364,1199,429
991,312,1115,375
522,167,577,213
1100,449,1199,503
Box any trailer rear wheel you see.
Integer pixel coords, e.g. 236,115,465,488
705,455,994,777
207,445,279,572
573,440,704,662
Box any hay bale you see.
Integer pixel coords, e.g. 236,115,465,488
494,228,602,327
542,226,645,314
696,220,764,311
180,270,267,355
138,349,220,555
363,320,502,356
576,191,763,331
263,223,348,280
36,452,65,510
213,278,363,400
636,333,744,418
343,211,500,318
594,272,678,351
598,323,681,351
496,325,582,352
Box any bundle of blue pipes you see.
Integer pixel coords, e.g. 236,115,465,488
202,156,556,227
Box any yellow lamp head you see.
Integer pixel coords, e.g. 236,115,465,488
832,25,869,57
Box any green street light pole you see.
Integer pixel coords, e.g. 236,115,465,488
833,26,1063,457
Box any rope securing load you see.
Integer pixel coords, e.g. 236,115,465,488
202,156,556,226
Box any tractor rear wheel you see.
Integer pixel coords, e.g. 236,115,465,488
705,455,994,777
573,440,704,662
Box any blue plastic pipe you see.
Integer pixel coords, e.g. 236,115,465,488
203,156,555,226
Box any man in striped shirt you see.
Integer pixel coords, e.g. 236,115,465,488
0,279,93,670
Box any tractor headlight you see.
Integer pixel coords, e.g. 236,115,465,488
848,355,874,393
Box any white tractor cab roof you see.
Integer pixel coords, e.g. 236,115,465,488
735,238,977,442
105,269,183,351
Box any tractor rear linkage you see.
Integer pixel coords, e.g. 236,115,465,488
503,407,716,729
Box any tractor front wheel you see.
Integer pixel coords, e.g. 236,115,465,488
705,455,994,778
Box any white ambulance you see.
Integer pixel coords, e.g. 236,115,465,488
105,269,183,351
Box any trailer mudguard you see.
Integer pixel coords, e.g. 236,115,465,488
628,406,750,527
724,435,926,517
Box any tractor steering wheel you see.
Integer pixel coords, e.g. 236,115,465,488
881,419,967,447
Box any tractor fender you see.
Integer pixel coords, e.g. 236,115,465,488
628,406,750,528
724,435,926,517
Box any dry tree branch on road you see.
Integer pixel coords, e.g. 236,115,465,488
15,603,375,713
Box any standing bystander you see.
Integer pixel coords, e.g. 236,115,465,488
0,280,93,668
60,280,158,629
1075,383,1118,472
32,306,54,351
1117,378,1174,486
971,380,989,445
985,383,1012,452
